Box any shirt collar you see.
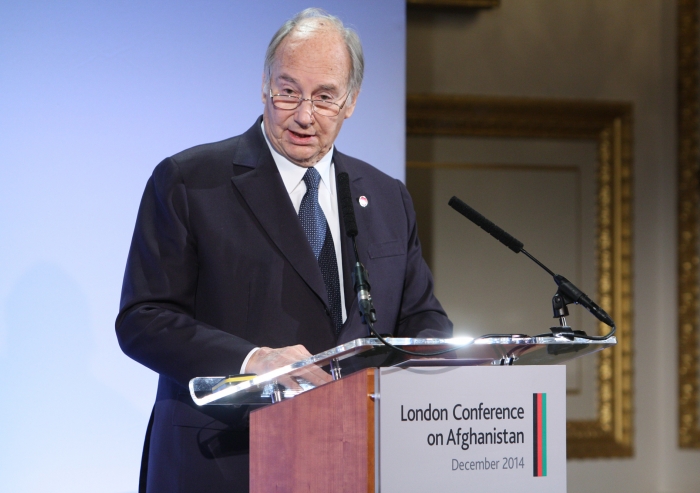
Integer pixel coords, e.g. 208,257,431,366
262,121,334,194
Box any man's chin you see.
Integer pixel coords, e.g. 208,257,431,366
288,158,317,168
282,148,320,168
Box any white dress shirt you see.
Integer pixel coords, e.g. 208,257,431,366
240,123,347,373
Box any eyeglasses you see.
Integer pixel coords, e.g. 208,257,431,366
269,88,351,117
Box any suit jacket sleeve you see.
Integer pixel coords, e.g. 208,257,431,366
394,180,453,339
116,158,255,388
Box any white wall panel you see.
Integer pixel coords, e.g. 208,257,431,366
0,2,405,491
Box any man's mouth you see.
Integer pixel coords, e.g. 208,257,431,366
288,129,314,143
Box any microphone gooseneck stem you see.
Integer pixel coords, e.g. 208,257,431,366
350,235,377,326
521,249,556,277
352,236,360,264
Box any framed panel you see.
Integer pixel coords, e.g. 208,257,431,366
407,94,634,458
407,161,596,407
677,0,700,449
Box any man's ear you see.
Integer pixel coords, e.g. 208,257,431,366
343,91,359,119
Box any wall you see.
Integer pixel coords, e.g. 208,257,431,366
0,2,405,491
407,1,695,492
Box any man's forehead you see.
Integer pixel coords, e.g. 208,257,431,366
270,29,350,89
276,25,348,63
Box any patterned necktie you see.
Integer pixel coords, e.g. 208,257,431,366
298,167,343,333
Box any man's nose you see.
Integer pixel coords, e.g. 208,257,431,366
294,99,315,126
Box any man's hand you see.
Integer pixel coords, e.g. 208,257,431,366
245,344,332,390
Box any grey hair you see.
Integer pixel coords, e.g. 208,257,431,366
263,8,364,102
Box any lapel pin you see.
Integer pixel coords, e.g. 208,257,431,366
358,196,368,208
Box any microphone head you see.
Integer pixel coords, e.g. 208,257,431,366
448,196,523,253
337,172,358,237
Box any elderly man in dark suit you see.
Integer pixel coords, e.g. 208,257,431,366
116,8,452,493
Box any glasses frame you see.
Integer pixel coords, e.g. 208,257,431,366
268,88,351,117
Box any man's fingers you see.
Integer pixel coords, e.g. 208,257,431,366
291,364,333,385
246,346,300,374
276,375,303,392
246,345,331,387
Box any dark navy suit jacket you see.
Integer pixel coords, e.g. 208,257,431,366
116,118,452,492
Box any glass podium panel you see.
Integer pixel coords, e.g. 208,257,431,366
189,335,615,406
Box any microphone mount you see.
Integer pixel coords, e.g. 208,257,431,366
521,248,588,338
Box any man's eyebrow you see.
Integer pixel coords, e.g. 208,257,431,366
277,74,299,85
316,83,338,92
276,75,339,92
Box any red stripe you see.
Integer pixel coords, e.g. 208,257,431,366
537,393,543,477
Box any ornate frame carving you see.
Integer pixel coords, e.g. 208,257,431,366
407,94,634,458
677,0,700,449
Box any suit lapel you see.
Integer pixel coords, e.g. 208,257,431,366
230,120,330,310
333,151,363,330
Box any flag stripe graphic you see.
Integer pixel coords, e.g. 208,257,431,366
542,393,547,477
533,393,539,476
533,392,547,477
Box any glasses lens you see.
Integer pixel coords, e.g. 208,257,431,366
271,94,342,116
272,95,300,110
313,101,340,117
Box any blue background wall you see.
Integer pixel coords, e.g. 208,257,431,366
0,2,405,491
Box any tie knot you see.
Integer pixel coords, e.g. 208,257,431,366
303,167,321,191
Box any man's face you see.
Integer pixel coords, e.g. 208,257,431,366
262,25,357,168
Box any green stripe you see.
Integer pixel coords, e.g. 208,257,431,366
542,393,547,476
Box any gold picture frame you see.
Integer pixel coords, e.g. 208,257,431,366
407,94,634,458
677,0,700,449
407,0,499,8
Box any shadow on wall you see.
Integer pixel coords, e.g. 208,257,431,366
0,263,142,493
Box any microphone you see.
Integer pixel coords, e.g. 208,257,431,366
553,275,614,328
448,196,615,335
337,172,358,237
448,197,523,253
336,173,377,325
333,175,474,357
336,173,356,239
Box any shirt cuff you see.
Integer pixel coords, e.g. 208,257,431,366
240,347,260,374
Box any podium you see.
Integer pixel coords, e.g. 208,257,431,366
250,368,376,492
189,336,614,492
